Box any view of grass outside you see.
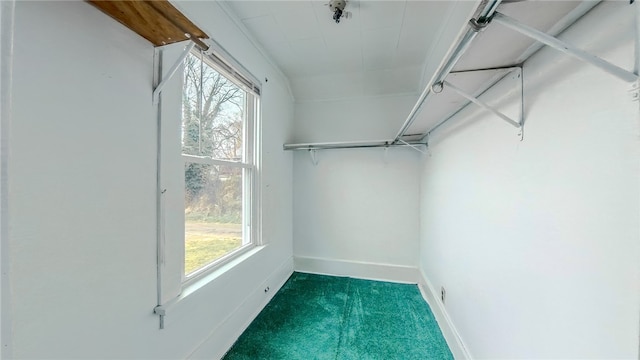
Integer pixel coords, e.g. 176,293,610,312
185,220,242,275
184,165,244,276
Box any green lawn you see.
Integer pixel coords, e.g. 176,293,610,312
185,221,242,275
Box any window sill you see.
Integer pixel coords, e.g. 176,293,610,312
183,243,256,287
184,244,265,295
159,245,267,314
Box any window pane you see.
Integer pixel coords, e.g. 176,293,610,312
182,53,245,161
184,162,245,276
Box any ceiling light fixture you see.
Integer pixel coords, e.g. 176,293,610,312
328,0,351,24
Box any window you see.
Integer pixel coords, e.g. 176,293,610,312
181,50,259,280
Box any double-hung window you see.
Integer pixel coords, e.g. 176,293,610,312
180,50,259,280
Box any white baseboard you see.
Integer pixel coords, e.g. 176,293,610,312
418,270,472,360
293,255,420,284
188,257,294,360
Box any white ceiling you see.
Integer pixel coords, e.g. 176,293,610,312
453,1,585,71
224,0,459,100
223,0,599,136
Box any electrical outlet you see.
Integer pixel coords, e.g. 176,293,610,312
440,286,446,304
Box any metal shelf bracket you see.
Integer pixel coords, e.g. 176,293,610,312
420,66,525,141
309,149,319,165
152,42,196,104
493,12,639,83
442,76,521,129
398,139,428,155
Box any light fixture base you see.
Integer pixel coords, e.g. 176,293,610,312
328,0,350,24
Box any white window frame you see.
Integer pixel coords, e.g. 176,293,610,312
180,49,261,285
155,43,262,308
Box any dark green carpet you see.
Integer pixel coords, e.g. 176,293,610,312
223,272,453,360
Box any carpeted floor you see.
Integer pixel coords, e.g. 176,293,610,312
223,272,453,360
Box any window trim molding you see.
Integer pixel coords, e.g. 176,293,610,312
179,49,261,284
182,154,254,168
154,43,263,326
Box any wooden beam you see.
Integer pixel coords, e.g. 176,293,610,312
88,0,208,47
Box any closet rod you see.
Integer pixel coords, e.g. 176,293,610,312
283,140,424,151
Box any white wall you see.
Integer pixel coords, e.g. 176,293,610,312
289,0,481,283
6,1,293,358
292,95,422,281
294,94,417,143
419,2,640,358
287,0,484,282
0,0,14,357
293,147,421,282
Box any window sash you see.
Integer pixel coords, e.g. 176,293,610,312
182,154,253,169
183,242,255,284
182,163,255,282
